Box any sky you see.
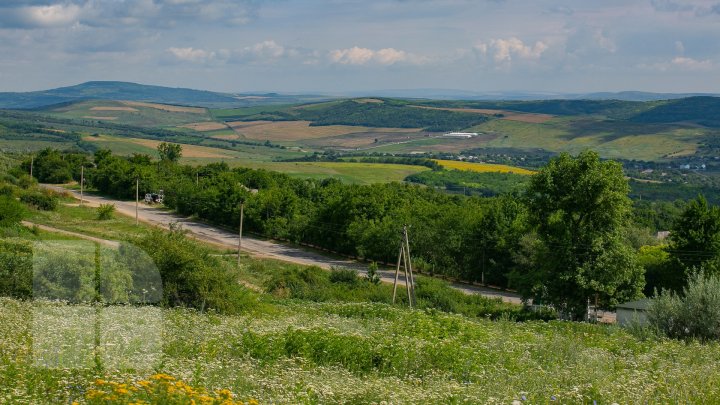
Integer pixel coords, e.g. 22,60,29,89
0,0,719,94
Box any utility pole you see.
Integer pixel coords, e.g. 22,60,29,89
80,165,84,207
403,225,416,306
30,155,34,178
135,178,139,226
392,225,415,307
237,201,244,266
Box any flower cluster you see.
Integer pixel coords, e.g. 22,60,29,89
82,374,257,405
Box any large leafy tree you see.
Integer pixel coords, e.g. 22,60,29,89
668,195,720,284
157,142,183,163
516,151,644,319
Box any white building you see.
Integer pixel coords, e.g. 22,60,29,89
443,132,478,138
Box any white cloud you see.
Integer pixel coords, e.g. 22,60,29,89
167,47,214,62
593,30,616,53
330,46,376,65
329,46,421,65
671,56,713,70
1,3,82,28
639,56,714,71
675,40,685,54
476,37,548,64
250,40,285,59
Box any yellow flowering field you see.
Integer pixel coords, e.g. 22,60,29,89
434,159,535,175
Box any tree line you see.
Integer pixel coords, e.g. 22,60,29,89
18,146,720,319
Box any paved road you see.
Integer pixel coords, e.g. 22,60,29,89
43,185,524,304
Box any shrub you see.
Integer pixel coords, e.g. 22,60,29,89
133,227,256,314
20,190,58,211
367,262,381,285
329,267,359,286
16,174,36,189
0,239,33,298
97,203,116,220
648,271,720,341
0,183,14,197
0,196,26,227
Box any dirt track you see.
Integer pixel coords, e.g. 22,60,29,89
42,185,524,304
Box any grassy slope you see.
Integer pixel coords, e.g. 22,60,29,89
2,298,720,403
6,198,720,403
470,118,704,161
48,100,213,128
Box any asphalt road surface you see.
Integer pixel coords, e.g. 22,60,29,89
43,185,524,304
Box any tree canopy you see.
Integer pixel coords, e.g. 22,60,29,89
668,195,720,283
514,151,644,319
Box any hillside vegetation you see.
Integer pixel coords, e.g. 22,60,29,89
3,297,720,404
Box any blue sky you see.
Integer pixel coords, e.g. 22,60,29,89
0,0,719,93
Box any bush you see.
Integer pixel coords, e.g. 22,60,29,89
20,190,58,211
133,227,256,314
17,174,36,189
329,267,359,286
0,196,26,227
0,183,14,197
367,262,381,285
648,271,720,341
0,239,33,298
97,203,116,220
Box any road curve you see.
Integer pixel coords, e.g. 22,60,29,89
43,184,523,304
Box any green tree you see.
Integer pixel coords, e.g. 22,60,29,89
157,142,183,163
22,148,72,183
667,195,720,284
516,151,644,319
0,195,26,227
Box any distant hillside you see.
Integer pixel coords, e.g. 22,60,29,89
417,99,651,118
629,96,720,127
340,89,720,101
0,81,329,109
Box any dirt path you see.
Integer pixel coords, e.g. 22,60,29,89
42,185,524,304
21,221,120,248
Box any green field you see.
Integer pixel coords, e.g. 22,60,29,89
47,100,213,128
472,118,705,161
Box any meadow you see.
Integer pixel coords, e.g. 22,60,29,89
48,100,213,128
469,118,706,161
2,297,720,404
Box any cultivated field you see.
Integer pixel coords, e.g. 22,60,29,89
121,101,207,114
179,121,230,132
411,105,555,123
226,120,420,142
84,135,238,159
215,161,430,184
49,100,214,127
470,118,706,161
435,159,535,175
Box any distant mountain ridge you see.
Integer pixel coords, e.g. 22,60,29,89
0,81,328,109
340,89,720,102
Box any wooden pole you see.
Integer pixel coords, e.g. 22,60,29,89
237,202,244,266
392,242,404,304
403,226,416,307
80,165,84,207
30,155,34,178
135,178,139,226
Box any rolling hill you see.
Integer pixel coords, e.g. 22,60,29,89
629,96,720,127
0,81,330,109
